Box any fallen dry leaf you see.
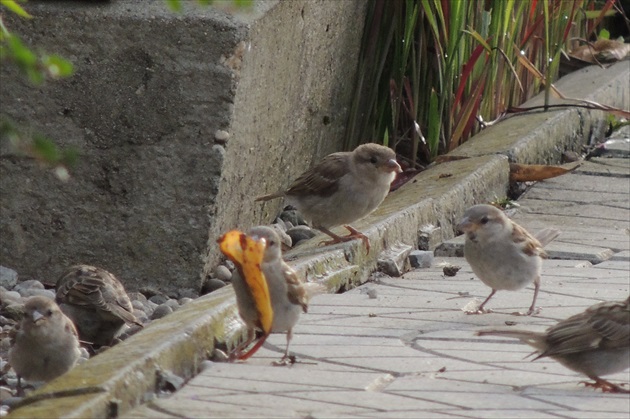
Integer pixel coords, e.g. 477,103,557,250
509,162,581,182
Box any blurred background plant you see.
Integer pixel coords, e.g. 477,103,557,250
1,0,76,180
346,0,628,168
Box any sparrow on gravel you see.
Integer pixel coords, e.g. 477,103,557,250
457,204,560,315
477,296,630,393
231,226,323,364
255,143,402,252
8,296,81,391
56,264,142,348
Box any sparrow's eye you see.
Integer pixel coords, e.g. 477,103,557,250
46,309,53,317
369,156,378,164
480,216,489,225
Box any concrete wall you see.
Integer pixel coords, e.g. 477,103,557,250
0,0,368,294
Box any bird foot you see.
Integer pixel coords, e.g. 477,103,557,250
319,226,370,253
465,307,493,315
513,306,541,316
272,354,296,366
580,379,630,393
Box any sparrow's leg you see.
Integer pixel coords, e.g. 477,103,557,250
16,375,24,397
317,226,370,253
581,376,630,393
466,289,496,314
273,329,295,366
525,276,541,316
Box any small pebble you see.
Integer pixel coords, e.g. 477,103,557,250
149,294,168,305
177,288,198,299
214,129,230,143
201,278,226,295
164,299,180,312
139,286,160,299
0,267,18,289
19,288,55,300
151,304,173,320
127,292,148,303
408,250,434,269
13,280,44,295
213,265,232,282
286,225,316,246
178,297,193,306
443,265,461,277
279,208,306,226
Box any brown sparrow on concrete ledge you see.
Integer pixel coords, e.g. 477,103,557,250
255,143,402,253
477,296,630,393
9,296,81,392
56,264,142,348
457,204,560,315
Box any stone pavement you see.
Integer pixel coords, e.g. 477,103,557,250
122,152,629,417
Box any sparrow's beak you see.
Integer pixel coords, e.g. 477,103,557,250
31,310,45,324
456,217,476,233
385,159,402,174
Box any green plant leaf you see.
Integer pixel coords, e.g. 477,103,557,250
598,28,610,40
43,54,74,78
166,0,182,12
32,134,60,163
0,0,32,19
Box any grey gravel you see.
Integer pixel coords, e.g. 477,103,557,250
213,265,232,282
201,278,227,295
0,267,18,289
409,250,434,268
149,294,169,305
151,304,173,320
286,225,317,245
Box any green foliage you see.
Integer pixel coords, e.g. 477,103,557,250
1,118,78,181
347,0,618,166
166,0,253,12
1,0,76,180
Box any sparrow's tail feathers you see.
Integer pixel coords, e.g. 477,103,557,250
535,228,560,247
254,191,284,202
476,329,547,351
303,282,328,299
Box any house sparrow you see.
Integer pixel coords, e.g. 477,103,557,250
56,264,142,348
8,296,81,390
255,143,402,252
477,296,630,393
457,204,560,315
230,226,322,364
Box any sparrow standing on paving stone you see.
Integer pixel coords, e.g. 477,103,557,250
477,296,630,393
457,204,560,315
8,296,81,392
56,264,142,348
231,226,321,364
255,143,402,253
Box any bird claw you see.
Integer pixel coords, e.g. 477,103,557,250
514,306,542,316
272,355,296,366
319,226,370,253
580,379,630,393
465,307,493,315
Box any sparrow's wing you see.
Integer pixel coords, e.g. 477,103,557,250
511,223,548,258
56,266,139,326
286,152,350,198
282,262,308,313
541,299,630,357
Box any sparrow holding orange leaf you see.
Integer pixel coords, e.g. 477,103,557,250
218,229,273,361
219,226,323,364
